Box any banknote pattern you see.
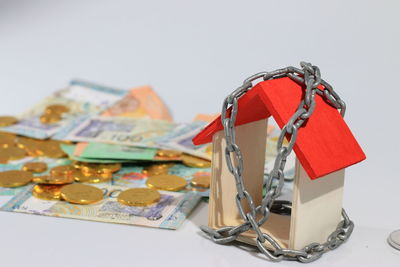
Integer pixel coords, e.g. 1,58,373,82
0,184,201,230
1,80,126,139
101,86,173,122
63,116,179,147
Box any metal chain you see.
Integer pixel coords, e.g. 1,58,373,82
200,62,354,263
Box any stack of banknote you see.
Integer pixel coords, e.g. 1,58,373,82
0,79,295,230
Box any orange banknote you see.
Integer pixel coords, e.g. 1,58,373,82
102,86,173,122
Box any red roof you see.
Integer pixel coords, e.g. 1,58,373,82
193,77,366,180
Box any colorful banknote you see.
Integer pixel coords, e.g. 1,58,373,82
1,80,126,139
0,184,201,230
101,86,173,122
72,142,182,162
61,116,178,147
60,144,132,163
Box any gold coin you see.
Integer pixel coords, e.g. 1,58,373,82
117,188,161,207
146,174,187,191
40,113,62,124
0,170,32,187
72,161,87,169
60,184,103,205
142,163,174,176
0,116,18,127
45,104,70,115
156,150,182,158
0,146,26,160
50,165,74,176
182,154,211,168
32,174,74,185
16,137,42,157
32,184,63,200
39,140,67,158
22,162,48,173
73,171,113,183
0,132,16,148
191,174,211,188
81,163,121,174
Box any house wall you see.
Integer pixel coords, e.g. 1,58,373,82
208,119,267,228
289,159,345,250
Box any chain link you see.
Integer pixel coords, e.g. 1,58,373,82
200,62,353,263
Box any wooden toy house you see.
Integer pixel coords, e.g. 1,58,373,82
193,77,366,250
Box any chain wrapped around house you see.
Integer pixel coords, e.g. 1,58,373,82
192,62,366,263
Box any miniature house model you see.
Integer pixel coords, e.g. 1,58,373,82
193,77,366,250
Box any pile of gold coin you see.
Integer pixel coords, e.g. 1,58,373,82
40,104,70,125
32,184,63,200
0,161,121,203
32,165,75,185
72,161,121,183
0,133,67,163
182,154,211,168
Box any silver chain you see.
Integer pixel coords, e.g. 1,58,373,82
200,62,354,263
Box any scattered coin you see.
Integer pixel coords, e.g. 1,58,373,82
146,174,187,191
0,170,33,187
191,174,211,188
0,116,18,127
117,188,161,207
45,104,70,115
388,229,400,250
22,162,48,173
156,150,182,158
60,184,104,205
182,154,211,168
32,175,74,185
32,184,63,200
50,165,74,176
73,170,113,183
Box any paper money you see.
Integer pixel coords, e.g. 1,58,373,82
1,184,201,230
72,142,186,162
61,116,179,147
1,80,126,139
102,86,173,122
60,144,129,163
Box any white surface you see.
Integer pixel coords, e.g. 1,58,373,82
0,0,399,266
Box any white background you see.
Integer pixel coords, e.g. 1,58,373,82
1,0,399,266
